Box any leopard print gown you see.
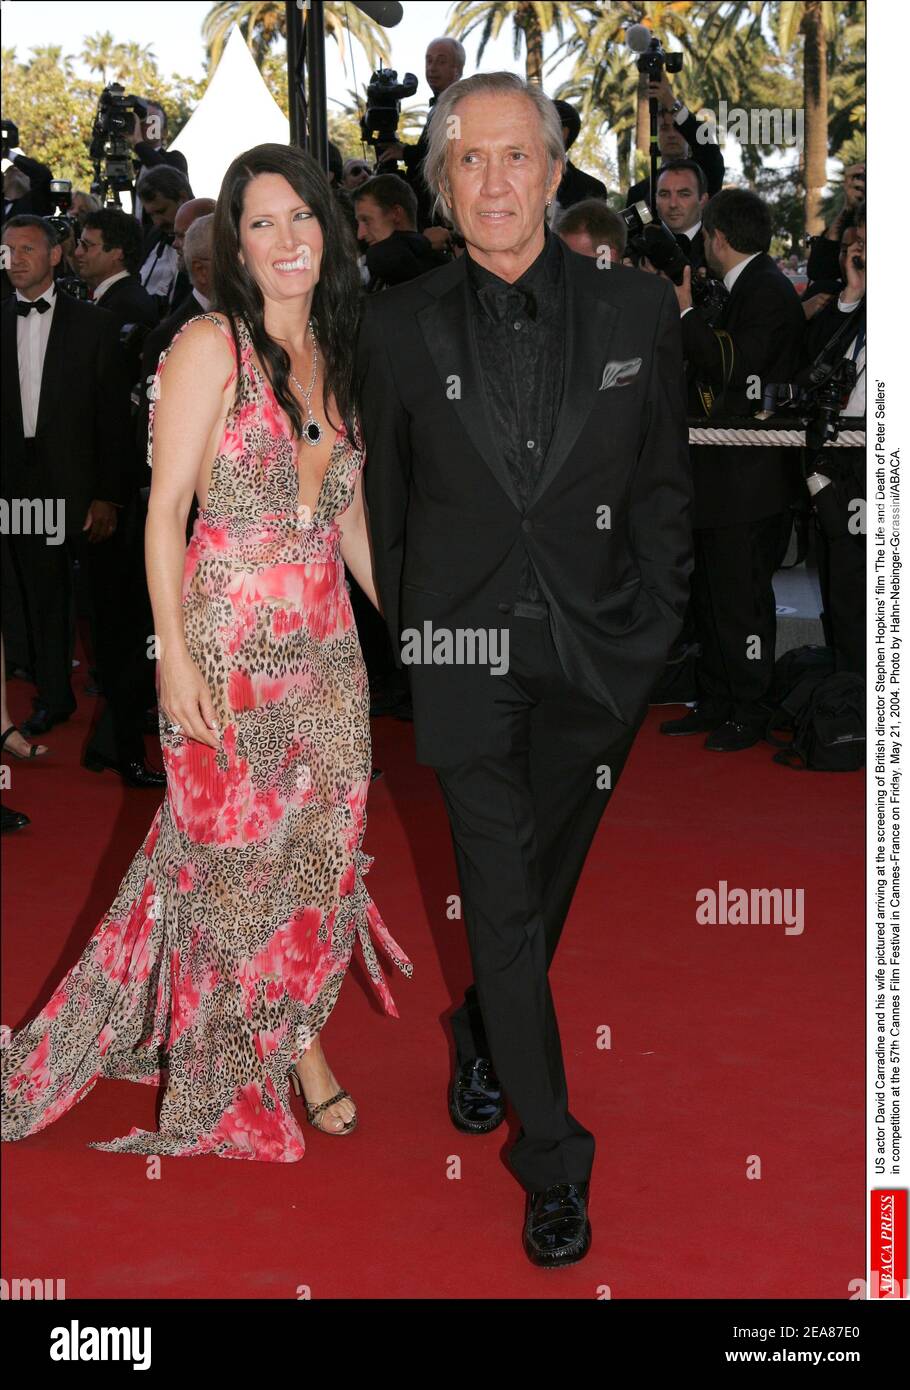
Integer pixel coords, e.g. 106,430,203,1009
1,311,412,1162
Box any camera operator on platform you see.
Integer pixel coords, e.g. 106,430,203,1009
376,36,465,248
626,71,724,209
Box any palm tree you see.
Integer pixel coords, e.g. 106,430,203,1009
447,2,589,85
80,31,120,86
202,1,390,73
776,0,835,235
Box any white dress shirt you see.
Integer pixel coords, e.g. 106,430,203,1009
139,236,179,300
722,251,760,295
91,269,131,302
836,294,865,417
15,279,57,438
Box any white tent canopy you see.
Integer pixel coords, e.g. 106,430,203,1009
169,25,290,201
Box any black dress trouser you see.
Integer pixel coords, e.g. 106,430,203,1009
435,611,639,1193
4,475,148,763
689,513,785,724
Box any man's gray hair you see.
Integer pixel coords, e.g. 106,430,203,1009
428,35,466,72
422,72,565,229
183,213,213,275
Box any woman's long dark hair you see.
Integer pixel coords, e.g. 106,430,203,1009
211,143,361,439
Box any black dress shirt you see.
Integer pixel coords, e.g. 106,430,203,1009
465,227,565,614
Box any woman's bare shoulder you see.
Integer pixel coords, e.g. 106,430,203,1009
161,312,237,383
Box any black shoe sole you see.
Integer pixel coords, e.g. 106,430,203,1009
523,1222,592,1268
447,1085,505,1134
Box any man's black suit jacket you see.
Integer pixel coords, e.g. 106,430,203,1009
94,274,160,386
356,237,693,765
556,159,607,209
1,290,134,532
681,251,805,529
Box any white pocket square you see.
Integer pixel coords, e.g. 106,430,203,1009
599,357,642,390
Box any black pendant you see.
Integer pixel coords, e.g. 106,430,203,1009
304,419,323,446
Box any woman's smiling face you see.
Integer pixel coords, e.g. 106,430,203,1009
238,172,324,302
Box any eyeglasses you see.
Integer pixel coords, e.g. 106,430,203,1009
76,237,101,251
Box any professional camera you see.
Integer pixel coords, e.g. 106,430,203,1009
43,178,80,245
89,83,146,201
637,222,728,320
361,67,418,161
761,357,858,457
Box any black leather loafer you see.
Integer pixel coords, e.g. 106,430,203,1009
523,1181,591,1268
448,1056,505,1133
83,753,167,788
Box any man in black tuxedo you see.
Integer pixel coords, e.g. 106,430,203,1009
358,72,692,1266
660,188,805,750
654,159,709,272
0,215,163,787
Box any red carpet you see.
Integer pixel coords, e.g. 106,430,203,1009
1,655,863,1299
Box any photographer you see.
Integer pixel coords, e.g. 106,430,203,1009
805,161,864,289
124,97,189,235
660,188,805,751
554,199,627,261
800,202,865,675
135,163,193,311
1,122,54,218
626,71,724,208
353,174,448,289
801,219,860,321
551,100,607,211
377,36,466,234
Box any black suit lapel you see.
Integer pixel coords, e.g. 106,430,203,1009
417,237,622,512
1,297,24,438
528,238,619,507
418,257,523,510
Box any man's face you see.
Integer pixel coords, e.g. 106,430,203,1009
237,172,324,306
658,106,687,159
3,225,60,294
443,91,561,272
354,194,399,246
140,190,179,230
656,169,706,233
73,225,122,287
426,40,461,95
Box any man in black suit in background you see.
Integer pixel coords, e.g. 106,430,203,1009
551,99,607,211
0,215,162,786
654,159,709,272
660,188,805,751
358,72,692,1266
73,207,158,384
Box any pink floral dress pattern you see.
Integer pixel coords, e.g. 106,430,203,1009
1,312,412,1162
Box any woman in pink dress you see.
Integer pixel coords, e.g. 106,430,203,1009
1,144,412,1160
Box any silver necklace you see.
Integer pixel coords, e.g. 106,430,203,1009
288,318,323,446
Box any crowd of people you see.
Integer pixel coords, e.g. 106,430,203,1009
1,34,866,832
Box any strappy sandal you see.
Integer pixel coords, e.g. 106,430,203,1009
1,724,47,759
289,1067,358,1135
